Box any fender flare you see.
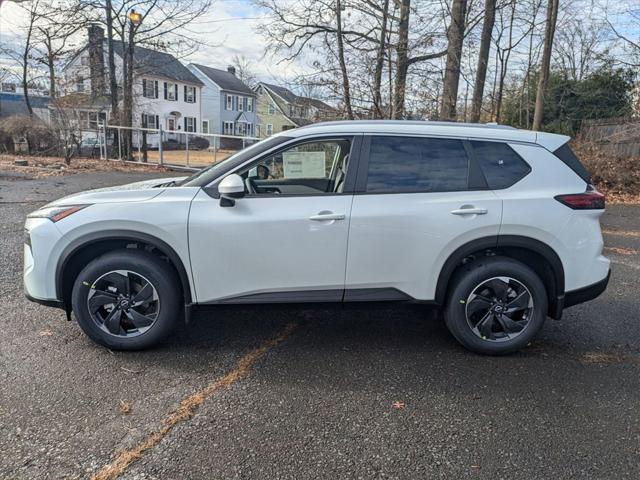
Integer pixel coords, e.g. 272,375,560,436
56,229,193,305
434,235,565,310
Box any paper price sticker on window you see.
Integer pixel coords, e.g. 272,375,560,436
283,151,326,178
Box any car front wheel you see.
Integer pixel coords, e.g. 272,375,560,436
444,256,548,355
71,249,181,350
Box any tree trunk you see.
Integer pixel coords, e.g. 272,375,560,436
392,0,410,119
335,0,353,119
470,0,496,123
532,0,559,131
105,0,119,119
440,0,468,121
372,0,390,119
122,19,135,160
22,10,35,117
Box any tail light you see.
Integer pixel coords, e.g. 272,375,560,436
555,188,605,210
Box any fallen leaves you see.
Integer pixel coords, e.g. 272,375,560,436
119,401,132,415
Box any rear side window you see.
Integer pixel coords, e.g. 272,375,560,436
471,141,531,189
553,143,591,183
366,136,469,193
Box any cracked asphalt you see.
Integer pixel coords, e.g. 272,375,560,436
1,170,639,479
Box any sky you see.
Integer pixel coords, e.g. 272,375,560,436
0,0,638,90
0,0,297,85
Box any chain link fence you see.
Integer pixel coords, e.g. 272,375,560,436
93,124,259,171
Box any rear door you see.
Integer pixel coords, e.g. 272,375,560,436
344,135,503,301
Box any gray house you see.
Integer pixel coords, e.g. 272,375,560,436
187,64,257,141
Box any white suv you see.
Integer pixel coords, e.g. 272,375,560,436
24,121,610,354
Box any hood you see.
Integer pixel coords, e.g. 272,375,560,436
47,176,188,207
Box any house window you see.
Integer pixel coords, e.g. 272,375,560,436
1,82,16,93
266,124,273,136
165,82,178,101
202,120,209,134
79,111,106,130
167,118,175,131
247,97,253,112
184,86,196,103
75,76,85,93
223,121,234,135
80,56,90,66
143,79,158,98
267,103,275,115
184,116,196,132
236,122,248,136
226,94,233,111
238,96,244,112
141,114,159,129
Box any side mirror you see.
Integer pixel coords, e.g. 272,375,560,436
218,173,244,207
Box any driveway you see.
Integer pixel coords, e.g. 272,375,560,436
1,171,638,479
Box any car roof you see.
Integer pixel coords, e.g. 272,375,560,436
278,120,568,151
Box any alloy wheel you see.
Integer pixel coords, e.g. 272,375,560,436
86,270,160,337
465,276,534,342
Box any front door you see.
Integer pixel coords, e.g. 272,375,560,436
188,136,358,303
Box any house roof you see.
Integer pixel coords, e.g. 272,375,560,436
111,42,203,86
190,64,254,95
0,93,49,118
259,82,335,111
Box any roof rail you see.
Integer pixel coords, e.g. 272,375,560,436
296,119,517,130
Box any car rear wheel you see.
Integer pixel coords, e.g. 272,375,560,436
444,256,547,355
71,249,181,350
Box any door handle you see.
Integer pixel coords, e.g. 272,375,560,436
309,213,346,221
450,207,488,216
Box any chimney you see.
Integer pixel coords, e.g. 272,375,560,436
227,66,236,76
87,24,106,97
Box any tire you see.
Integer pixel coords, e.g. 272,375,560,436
444,256,547,355
71,249,181,350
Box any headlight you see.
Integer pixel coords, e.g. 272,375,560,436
27,205,90,222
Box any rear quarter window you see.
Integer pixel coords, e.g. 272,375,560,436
553,143,591,183
471,141,531,189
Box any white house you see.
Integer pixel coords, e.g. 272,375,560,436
59,25,204,147
187,64,257,141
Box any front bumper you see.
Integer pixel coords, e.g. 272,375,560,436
564,269,611,309
24,217,65,304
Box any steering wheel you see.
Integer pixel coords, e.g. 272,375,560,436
245,177,258,194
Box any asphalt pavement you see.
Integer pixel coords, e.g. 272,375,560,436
1,170,638,479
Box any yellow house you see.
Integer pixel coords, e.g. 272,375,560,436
254,82,338,138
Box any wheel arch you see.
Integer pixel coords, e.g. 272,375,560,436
56,230,193,310
435,235,565,318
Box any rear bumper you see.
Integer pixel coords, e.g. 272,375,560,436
564,269,611,309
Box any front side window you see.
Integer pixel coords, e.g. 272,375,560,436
247,97,253,112
238,96,244,111
234,138,352,195
471,141,531,189
267,103,276,115
366,136,469,193
223,121,234,135
266,124,273,136
202,120,209,134
226,94,233,110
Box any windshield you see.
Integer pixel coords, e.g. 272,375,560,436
178,136,293,187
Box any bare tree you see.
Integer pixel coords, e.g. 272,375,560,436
532,0,559,131
470,0,496,122
440,0,468,120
